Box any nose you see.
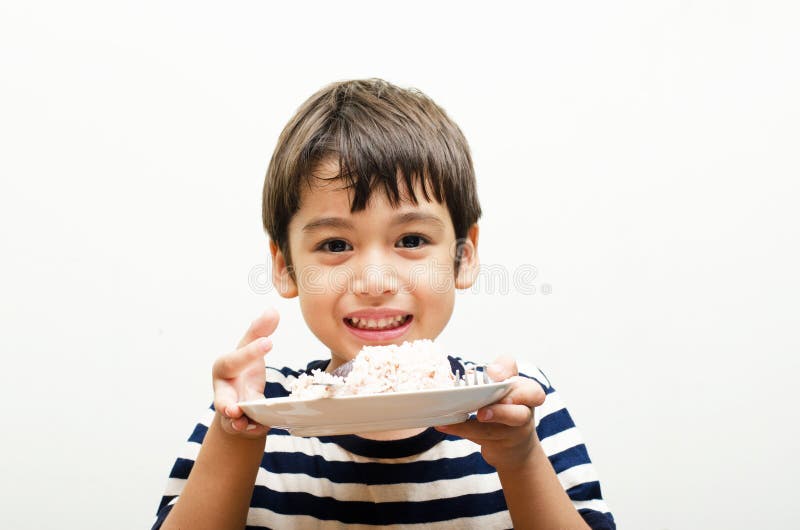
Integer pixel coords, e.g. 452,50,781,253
351,253,400,297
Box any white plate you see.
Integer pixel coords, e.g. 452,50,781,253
238,381,513,437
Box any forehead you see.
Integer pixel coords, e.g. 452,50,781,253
290,161,453,229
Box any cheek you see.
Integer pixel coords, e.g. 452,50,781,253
298,295,339,341
326,267,354,295
295,265,352,296
417,287,456,336
403,260,456,296
407,269,456,308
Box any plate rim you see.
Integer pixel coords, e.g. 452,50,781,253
238,380,512,408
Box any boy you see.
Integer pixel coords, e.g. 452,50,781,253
154,79,615,529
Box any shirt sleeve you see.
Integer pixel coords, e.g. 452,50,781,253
151,405,215,530
520,366,617,530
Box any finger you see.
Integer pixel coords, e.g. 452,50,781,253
214,336,272,379
232,416,251,431
244,423,270,436
220,413,270,437
437,418,514,441
501,376,546,408
213,383,242,418
237,308,280,349
487,355,519,381
234,415,270,435
477,403,534,427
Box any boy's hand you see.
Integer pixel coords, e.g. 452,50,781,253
436,356,546,472
212,308,279,438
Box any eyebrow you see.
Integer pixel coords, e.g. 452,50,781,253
301,217,354,233
391,211,446,229
302,212,446,233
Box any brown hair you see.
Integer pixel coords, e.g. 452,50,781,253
262,78,481,269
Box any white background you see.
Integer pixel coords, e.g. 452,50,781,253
1,1,798,529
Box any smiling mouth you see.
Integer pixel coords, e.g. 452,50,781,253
344,315,413,330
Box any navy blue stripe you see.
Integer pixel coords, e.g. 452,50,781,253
261,450,495,484
318,427,447,458
250,488,508,524
168,457,194,480
155,496,176,517
267,427,290,436
152,502,174,530
549,443,591,475
579,508,616,530
448,355,467,378
264,381,290,398
566,480,603,501
305,359,330,372
188,422,208,444
269,365,303,378
537,407,575,439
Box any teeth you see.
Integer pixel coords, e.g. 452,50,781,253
347,315,409,330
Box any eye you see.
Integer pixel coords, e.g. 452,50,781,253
318,239,352,253
397,235,427,249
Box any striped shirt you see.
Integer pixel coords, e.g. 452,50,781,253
153,360,615,529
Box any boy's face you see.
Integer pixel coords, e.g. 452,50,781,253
270,161,479,369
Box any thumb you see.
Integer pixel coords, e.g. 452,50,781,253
487,355,519,381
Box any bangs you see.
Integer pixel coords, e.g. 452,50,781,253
299,96,449,212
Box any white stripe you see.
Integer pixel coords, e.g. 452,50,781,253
556,463,599,491
539,425,584,454
572,498,612,514
178,440,201,461
534,390,566,427
518,362,552,389
163,477,187,497
197,407,215,428
246,506,512,530
254,468,503,503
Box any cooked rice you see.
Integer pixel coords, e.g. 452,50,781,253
290,339,456,399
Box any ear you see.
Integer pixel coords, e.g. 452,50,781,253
455,224,480,290
269,240,298,298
